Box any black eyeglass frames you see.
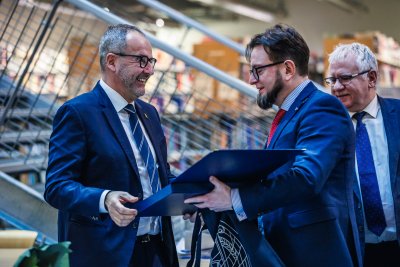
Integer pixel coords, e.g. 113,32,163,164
113,53,157,68
249,61,284,81
324,69,371,87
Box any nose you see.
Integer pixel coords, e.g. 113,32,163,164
143,63,154,75
248,73,257,85
331,79,344,91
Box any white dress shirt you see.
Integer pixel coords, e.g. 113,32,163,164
99,79,160,236
350,95,396,243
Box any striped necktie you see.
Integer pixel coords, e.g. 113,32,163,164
124,104,160,194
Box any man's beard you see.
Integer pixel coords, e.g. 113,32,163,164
118,68,145,99
256,71,284,110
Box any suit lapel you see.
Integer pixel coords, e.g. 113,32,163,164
135,102,167,187
353,179,362,205
94,84,140,178
268,82,316,148
379,96,400,188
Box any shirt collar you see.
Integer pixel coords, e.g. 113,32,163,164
349,95,379,119
100,79,134,113
280,79,310,111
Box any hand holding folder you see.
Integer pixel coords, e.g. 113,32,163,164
184,175,233,212
135,149,303,217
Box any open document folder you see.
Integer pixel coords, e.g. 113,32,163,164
135,149,304,217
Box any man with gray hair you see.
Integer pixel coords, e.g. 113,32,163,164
327,42,400,266
45,24,178,267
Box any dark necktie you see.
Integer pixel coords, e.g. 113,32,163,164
267,109,286,147
354,111,386,236
124,104,160,194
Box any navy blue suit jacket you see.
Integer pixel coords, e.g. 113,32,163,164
239,82,362,267
44,83,178,267
353,96,400,252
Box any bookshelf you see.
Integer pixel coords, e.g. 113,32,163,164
323,32,400,94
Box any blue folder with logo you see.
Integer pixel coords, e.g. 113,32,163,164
136,149,303,217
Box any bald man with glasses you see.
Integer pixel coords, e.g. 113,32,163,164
44,24,178,267
328,42,400,267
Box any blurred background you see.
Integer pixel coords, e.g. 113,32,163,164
0,0,399,265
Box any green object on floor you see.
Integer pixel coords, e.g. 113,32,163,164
13,241,71,267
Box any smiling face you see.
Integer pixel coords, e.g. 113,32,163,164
329,55,376,112
249,45,285,109
106,31,155,102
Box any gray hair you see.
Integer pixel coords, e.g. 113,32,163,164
99,24,144,71
328,42,378,73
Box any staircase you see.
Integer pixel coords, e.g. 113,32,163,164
0,0,274,243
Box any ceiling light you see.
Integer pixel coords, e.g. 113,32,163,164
190,0,275,23
318,0,369,13
156,18,165,27
224,2,274,22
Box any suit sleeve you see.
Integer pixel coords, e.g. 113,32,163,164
44,103,103,216
239,96,354,220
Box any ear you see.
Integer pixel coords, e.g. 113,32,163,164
105,53,117,72
282,60,296,80
367,70,377,88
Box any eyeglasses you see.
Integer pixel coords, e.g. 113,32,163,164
249,61,284,81
324,69,370,87
113,53,157,68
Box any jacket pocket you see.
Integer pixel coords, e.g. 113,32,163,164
288,207,336,228
69,214,108,227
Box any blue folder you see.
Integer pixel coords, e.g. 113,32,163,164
136,149,303,217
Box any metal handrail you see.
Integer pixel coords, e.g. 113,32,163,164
137,0,245,55
0,0,64,126
0,171,57,243
65,0,257,99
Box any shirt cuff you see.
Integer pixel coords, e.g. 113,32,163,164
99,190,111,213
231,188,247,221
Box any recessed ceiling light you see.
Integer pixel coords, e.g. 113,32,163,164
156,18,165,27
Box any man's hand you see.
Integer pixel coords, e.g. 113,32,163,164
184,176,233,212
105,191,138,227
183,211,198,223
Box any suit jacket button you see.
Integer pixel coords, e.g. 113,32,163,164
358,226,364,232
132,222,138,229
137,193,143,199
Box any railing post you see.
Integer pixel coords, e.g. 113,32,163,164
0,0,64,126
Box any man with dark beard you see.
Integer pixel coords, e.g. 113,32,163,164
185,24,362,267
44,24,178,267
255,62,284,110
